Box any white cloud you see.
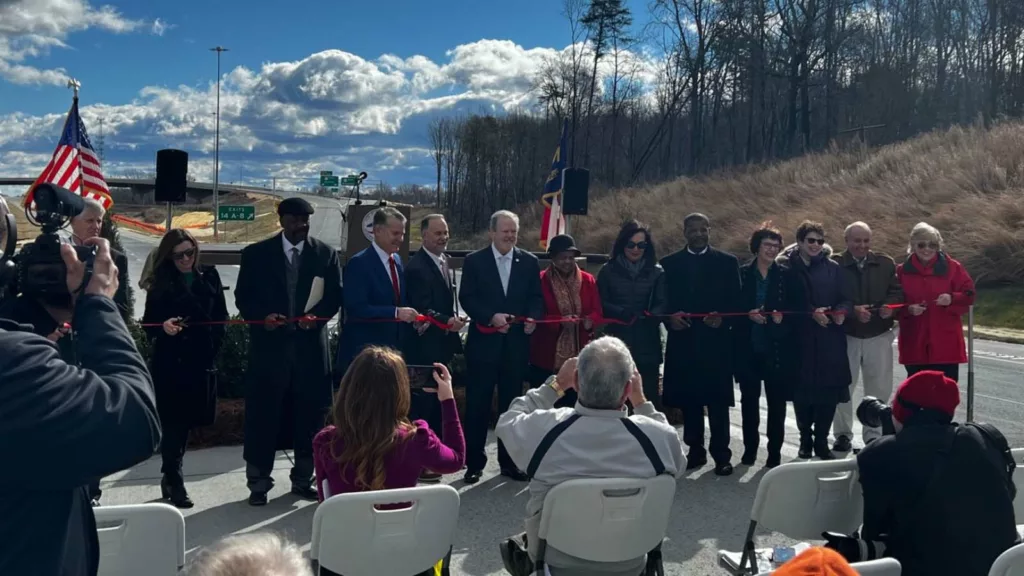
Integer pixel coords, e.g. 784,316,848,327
0,0,149,85
151,18,174,37
1,36,663,187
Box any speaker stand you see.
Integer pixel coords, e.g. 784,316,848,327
165,202,173,234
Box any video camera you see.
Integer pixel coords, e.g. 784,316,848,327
856,396,897,437
0,183,96,303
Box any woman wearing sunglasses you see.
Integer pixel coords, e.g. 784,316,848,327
895,222,975,382
142,228,229,508
596,220,669,409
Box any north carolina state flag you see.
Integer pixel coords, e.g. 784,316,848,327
539,119,568,250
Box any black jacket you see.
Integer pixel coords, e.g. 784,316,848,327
458,246,543,363
857,412,1018,576
595,258,668,368
733,260,797,396
0,295,161,576
404,249,462,366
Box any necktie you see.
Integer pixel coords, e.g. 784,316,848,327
388,256,401,305
499,255,510,295
440,255,451,285
291,247,300,266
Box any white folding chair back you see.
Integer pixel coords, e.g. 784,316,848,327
1010,448,1024,523
990,542,1024,576
310,484,459,576
752,458,863,539
756,557,900,575
94,503,186,576
719,459,863,575
537,476,676,565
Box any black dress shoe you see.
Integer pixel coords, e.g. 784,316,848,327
685,454,708,470
714,463,734,476
833,435,852,452
798,438,813,459
765,453,782,469
291,485,318,500
741,450,757,466
248,492,268,506
500,468,529,482
160,476,194,509
463,470,483,484
816,449,836,461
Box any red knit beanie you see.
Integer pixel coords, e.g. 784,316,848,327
774,547,858,576
892,370,960,424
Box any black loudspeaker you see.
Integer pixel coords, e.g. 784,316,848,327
562,167,589,215
155,149,188,203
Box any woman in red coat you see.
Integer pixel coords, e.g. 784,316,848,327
528,234,603,407
896,222,975,382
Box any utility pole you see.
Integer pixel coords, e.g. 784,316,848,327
210,46,228,241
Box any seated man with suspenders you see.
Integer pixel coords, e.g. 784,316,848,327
496,336,686,576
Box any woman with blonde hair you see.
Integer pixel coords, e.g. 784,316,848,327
313,346,465,496
896,222,975,381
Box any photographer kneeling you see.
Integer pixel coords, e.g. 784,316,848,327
825,370,1018,576
0,237,162,576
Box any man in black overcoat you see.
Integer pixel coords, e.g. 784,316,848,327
458,210,543,484
404,214,465,482
234,197,343,506
661,213,742,476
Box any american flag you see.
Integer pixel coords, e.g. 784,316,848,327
23,97,112,210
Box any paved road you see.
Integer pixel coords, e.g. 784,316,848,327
97,334,1024,575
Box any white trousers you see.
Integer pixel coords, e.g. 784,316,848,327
834,331,895,443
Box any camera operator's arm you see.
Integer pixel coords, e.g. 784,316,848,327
856,451,895,542
0,241,160,489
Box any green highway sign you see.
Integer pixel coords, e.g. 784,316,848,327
319,170,333,177
322,175,339,187
218,205,255,221
341,175,360,186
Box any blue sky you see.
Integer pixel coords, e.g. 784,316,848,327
0,0,655,193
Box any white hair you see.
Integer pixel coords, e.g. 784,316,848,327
73,197,106,220
184,532,313,576
577,336,636,409
489,210,519,231
908,222,943,253
844,221,871,238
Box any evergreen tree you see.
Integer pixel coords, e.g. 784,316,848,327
100,210,135,322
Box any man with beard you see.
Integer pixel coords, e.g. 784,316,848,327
660,213,741,476
235,197,343,506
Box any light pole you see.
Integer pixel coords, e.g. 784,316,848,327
210,46,228,242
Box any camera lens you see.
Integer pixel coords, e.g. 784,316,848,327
857,397,889,429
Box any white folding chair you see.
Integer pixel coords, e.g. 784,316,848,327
535,476,676,573
990,542,1024,576
756,557,900,575
718,458,864,575
1010,448,1024,524
94,503,186,576
310,484,459,576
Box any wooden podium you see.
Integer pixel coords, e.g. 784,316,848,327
343,201,412,262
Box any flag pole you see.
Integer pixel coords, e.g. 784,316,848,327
68,78,86,207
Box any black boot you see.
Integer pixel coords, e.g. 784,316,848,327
161,475,194,509
798,436,813,459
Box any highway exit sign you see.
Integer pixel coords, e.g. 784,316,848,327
218,205,255,221
341,175,360,185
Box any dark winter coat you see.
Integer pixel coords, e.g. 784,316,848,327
776,245,852,405
595,257,669,369
142,265,228,430
833,250,902,339
733,260,798,400
660,247,742,408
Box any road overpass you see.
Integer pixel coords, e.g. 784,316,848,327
0,176,289,198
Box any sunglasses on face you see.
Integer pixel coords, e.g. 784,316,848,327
804,238,825,246
916,242,939,250
625,241,649,250
172,248,196,261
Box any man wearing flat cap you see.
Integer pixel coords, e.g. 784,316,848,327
234,196,343,506
849,370,1018,576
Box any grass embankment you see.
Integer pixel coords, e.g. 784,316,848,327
496,122,1024,329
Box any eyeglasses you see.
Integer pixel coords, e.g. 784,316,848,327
625,241,649,250
916,242,939,250
804,237,825,245
762,242,781,251
172,248,196,261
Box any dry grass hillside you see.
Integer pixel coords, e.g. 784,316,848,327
516,122,1024,288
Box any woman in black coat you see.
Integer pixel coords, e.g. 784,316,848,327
142,229,228,508
734,223,797,469
776,221,853,460
596,220,669,409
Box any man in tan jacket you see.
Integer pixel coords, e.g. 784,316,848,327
831,221,903,451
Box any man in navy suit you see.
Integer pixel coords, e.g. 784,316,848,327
459,210,543,484
336,206,419,375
